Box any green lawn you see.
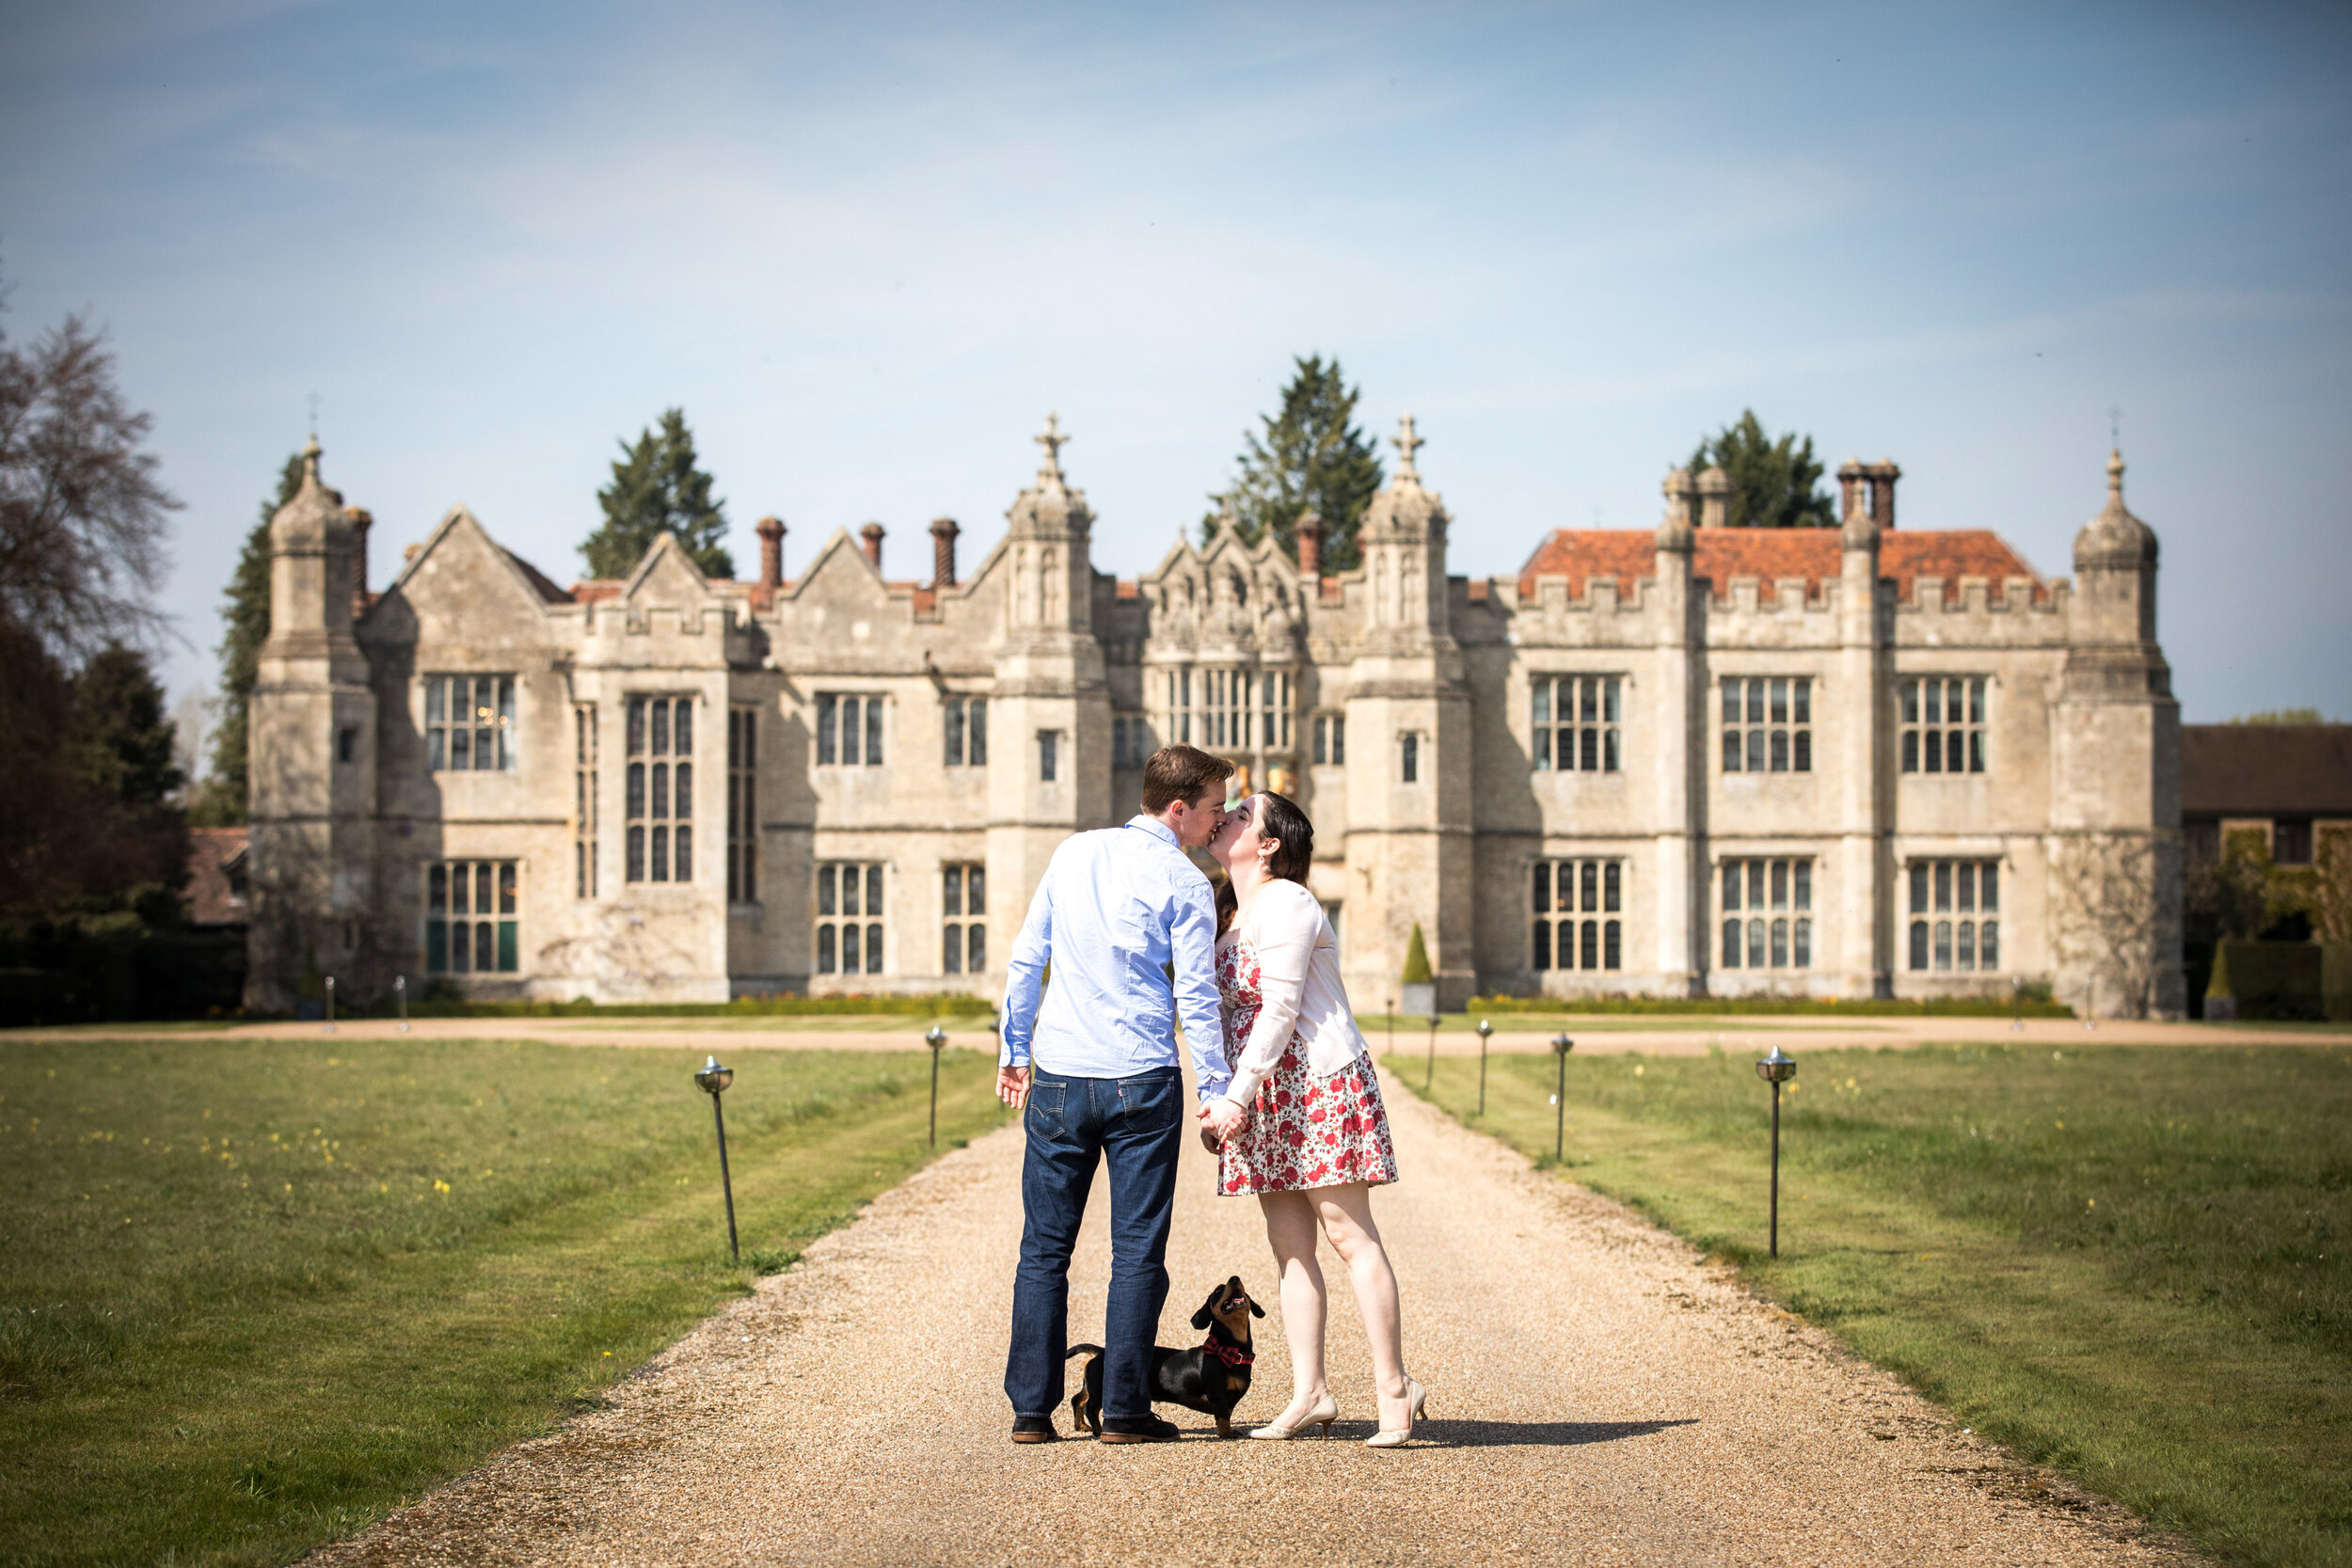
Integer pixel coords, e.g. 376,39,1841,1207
0,1037,1006,1567
1399,1039,2352,1568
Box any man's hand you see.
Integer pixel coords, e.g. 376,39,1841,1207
1199,1097,1248,1146
997,1066,1031,1109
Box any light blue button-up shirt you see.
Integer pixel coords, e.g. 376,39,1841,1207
999,816,1231,1101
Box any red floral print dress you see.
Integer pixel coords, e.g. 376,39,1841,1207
1215,930,1399,1196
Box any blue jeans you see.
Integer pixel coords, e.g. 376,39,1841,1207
1005,1066,1183,1421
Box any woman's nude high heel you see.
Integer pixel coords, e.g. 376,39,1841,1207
1249,1391,1339,1440
1364,1377,1427,1449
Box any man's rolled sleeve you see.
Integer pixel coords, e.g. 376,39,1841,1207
1000,876,1055,1069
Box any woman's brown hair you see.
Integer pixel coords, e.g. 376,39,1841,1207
1215,792,1316,937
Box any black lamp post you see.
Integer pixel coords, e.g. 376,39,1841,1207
2010,975,2023,1034
1475,1019,1493,1117
925,1023,946,1148
1385,998,1395,1062
394,974,408,1033
323,974,336,1035
1755,1045,1797,1258
1422,1011,1438,1093
1550,1033,1574,1163
694,1054,739,1262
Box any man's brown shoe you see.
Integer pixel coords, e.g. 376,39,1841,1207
1011,1417,1059,1443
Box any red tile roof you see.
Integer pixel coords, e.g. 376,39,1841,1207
1516,528,2046,605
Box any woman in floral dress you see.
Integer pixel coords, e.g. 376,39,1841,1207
1198,792,1425,1447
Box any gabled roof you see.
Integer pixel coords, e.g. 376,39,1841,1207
1516,528,2047,605
2182,726,2352,817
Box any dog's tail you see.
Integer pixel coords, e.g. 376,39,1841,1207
1064,1343,1104,1360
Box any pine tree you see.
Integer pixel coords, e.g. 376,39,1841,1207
581,408,733,578
1684,410,1836,529
1202,356,1385,571
189,453,302,826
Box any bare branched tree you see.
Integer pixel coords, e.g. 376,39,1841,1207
0,287,180,659
2047,832,2164,1019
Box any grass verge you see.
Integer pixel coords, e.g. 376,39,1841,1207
1397,1039,2352,1568
0,1037,1007,1567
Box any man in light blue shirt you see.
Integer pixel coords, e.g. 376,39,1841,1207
998,744,1233,1444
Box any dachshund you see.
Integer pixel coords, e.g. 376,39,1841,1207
1066,1275,1263,1439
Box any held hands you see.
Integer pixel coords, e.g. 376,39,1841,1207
1198,1096,1248,1151
996,1066,1031,1110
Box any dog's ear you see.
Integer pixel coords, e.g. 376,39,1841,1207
1248,1296,1265,1318
1191,1287,1219,1330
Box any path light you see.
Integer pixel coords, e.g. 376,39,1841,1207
395,974,408,1033
1422,1011,1438,1094
925,1024,947,1148
694,1055,740,1262
1550,1034,1575,1163
2010,976,2023,1034
1385,998,1396,1061
1755,1045,1797,1258
323,975,336,1035
1476,1020,1493,1117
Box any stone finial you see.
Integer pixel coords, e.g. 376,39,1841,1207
1695,466,1731,529
858,522,885,571
930,516,961,587
1296,510,1323,577
1657,468,1695,552
755,515,786,588
345,507,373,615
1391,414,1425,481
1035,412,1069,484
2074,447,2157,571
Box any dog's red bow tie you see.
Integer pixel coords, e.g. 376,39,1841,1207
1200,1338,1254,1368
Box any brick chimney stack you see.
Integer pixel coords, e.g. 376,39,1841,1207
1837,461,1901,528
859,522,885,571
1295,510,1322,577
1865,461,1900,530
345,507,372,617
930,516,960,586
756,515,785,588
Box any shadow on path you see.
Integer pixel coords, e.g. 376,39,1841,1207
1418,1418,1700,1449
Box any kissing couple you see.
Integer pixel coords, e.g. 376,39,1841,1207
995,744,1424,1446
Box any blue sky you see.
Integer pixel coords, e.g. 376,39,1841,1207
3,0,2346,724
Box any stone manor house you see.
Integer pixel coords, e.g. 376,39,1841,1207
245,416,2184,1018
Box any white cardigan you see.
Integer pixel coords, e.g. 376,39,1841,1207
1217,878,1373,1107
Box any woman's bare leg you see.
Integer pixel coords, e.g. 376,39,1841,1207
1313,1182,1410,1432
1257,1189,1329,1426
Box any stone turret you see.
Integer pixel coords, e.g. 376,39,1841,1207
988,414,1114,909
2051,450,2183,1018
1650,468,1701,995
246,439,380,1012
1343,416,1473,1010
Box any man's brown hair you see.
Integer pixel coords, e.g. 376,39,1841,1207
1141,744,1234,815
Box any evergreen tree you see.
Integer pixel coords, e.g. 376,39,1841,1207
1202,356,1384,571
189,453,302,826
581,408,732,578
1683,410,1836,529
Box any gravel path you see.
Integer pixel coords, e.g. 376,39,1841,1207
312,1070,2201,1567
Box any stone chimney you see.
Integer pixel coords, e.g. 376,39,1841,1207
345,506,372,617
1696,467,1731,529
930,516,960,586
859,522,884,571
755,515,785,588
1838,461,1901,528
1295,511,1323,577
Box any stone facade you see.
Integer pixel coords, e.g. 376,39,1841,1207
245,420,2185,1019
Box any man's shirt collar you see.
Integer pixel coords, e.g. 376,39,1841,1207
1126,814,1180,847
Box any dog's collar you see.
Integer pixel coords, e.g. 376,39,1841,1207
1200,1336,1253,1368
